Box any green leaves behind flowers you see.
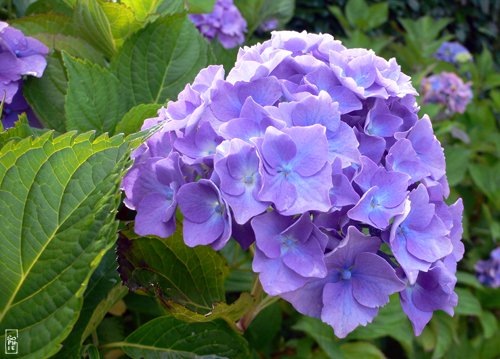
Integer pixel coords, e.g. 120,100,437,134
117,228,254,326
110,315,250,359
0,131,131,358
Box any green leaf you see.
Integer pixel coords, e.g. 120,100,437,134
115,316,250,358
456,271,482,289
365,2,388,31
11,14,105,64
0,131,130,358
293,316,343,359
345,0,368,28
112,14,214,106
246,302,282,353
479,310,498,339
74,0,116,58
0,115,38,148
24,53,68,132
26,0,73,16
430,312,456,359
63,53,129,134
455,288,482,316
445,145,471,187
468,163,500,207
55,249,128,358
101,2,143,48
340,342,385,359
186,0,216,13
115,103,162,135
121,0,161,20
164,292,253,327
117,230,228,315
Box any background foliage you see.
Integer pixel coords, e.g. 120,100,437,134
0,0,498,358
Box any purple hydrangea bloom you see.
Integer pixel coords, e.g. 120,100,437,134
0,21,48,127
189,0,247,49
282,227,404,338
177,179,232,250
253,125,332,215
1,85,41,128
434,42,472,64
475,248,500,288
252,211,328,295
399,261,458,335
420,72,473,114
347,156,409,229
389,184,452,284
122,152,185,238
214,138,268,224
122,30,464,338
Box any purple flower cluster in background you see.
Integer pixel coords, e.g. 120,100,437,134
420,72,473,114
475,248,500,288
189,0,247,49
0,21,48,128
434,41,472,64
123,31,463,338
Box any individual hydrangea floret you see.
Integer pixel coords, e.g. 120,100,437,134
434,41,472,64
189,0,247,49
251,211,328,295
475,248,500,288
420,72,473,114
0,21,48,127
123,30,464,338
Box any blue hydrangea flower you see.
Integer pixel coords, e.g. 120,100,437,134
177,179,232,250
434,41,472,64
252,211,329,295
420,72,473,114
123,30,464,338
189,0,247,49
399,261,458,335
347,156,409,229
282,227,404,338
253,125,332,215
475,248,500,288
214,138,268,224
389,184,452,283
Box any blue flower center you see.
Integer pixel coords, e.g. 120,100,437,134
370,196,380,208
280,235,297,254
243,175,254,185
341,269,352,280
278,164,293,178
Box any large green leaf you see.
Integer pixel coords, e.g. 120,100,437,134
112,14,214,106
117,230,228,314
63,53,129,134
55,249,128,358
74,0,116,58
24,53,68,132
0,131,130,358
112,316,250,358
101,2,143,48
11,13,105,64
235,0,294,34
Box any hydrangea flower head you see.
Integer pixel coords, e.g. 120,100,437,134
189,0,247,49
123,30,463,338
434,41,472,64
475,248,500,288
420,72,473,114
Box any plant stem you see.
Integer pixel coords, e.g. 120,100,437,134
236,275,279,332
